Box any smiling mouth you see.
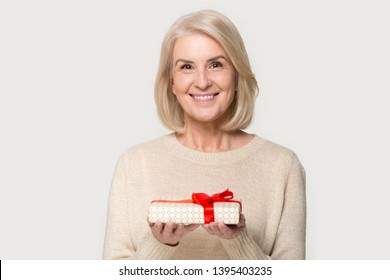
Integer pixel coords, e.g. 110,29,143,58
189,93,219,101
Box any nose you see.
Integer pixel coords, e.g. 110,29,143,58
194,69,212,89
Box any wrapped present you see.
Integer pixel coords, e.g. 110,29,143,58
148,189,241,225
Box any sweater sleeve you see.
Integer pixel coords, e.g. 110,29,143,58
219,227,271,259
220,154,306,260
103,153,178,260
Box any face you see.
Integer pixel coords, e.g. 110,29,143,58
171,32,236,127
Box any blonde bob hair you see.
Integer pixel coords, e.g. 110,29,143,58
154,9,259,132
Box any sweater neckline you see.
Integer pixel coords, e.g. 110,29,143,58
163,133,266,165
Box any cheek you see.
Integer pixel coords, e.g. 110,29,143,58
214,72,235,90
172,75,192,94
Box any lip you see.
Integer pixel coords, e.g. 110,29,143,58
189,92,219,102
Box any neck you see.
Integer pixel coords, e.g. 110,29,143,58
176,124,250,153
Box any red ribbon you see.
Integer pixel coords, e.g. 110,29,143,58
191,189,241,224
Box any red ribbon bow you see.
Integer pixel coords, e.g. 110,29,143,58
192,189,240,224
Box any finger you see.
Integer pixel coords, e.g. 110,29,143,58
184,224,200,234
174,223,185,238
147,217,155,227
150,221,163,235
203,222,220,235
217,222,232,236
202,223,213,235
164,221,177,232
237,214,246,227
211,222,223,235
161,221,176,240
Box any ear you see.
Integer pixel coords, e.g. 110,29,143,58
172,79,176,95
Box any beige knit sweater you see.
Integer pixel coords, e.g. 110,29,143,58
103,134,306,259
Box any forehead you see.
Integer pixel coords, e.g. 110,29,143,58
172,32,227,60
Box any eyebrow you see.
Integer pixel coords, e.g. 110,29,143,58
174,55,228,66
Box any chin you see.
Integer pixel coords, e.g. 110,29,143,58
192,114,223,124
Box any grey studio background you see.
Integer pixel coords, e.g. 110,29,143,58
1,0,389,259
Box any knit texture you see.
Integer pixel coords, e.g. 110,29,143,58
103,134,306,259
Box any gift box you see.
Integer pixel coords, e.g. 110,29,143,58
148,189,241,225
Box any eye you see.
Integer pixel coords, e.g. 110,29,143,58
209,61,223,69
179,64,194,71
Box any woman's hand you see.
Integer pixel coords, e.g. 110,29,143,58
202,214,246,239
148,220,199,246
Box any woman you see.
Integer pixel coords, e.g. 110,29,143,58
103,9,306,260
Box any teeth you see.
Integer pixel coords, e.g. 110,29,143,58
193,95,215,100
